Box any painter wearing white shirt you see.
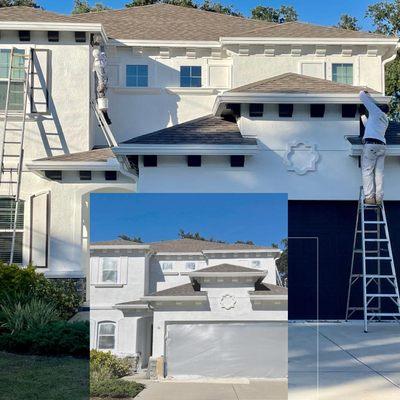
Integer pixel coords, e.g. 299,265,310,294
359,90,389,205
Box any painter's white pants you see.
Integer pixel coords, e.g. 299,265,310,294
361,143,386,200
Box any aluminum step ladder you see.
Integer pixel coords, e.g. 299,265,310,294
0,48,31,264
90,99,118,147
346,187,400,332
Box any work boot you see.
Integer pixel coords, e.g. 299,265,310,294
364,197,376,205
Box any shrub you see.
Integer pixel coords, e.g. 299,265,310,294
0,262,82,320
1,297,59,333
90,379,145,398
0,321,89,357
90,350,131,380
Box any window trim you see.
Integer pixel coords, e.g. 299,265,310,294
99,257,120,284
126,64,149,88
185,261,196,271
180,65,202,88
249,103,264,118
161,261,174,271
97,321,116,350
332,63,353,85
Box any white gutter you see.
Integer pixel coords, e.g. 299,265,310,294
213,93,391,115
202,249,280,254
188,271,267,278
113,143,258,156
220,37,399,46
26,159,120,171
0,21,107,42
142,295,208,302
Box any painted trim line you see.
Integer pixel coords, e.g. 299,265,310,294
142,295,208,302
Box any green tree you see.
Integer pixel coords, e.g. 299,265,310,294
200,0,242,16
164,0,197,8
118,234,143,243
367,0,400,120
0,0,39,6
336,14,360,30
235,240,255,245
251,5,298,23
125,0,158,6
178,229,226,243
72,0,111,14
275,238,288,285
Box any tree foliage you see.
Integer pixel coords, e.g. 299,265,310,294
72,0,111,14
0,0,39,6
178,229,226,242
200,0,242,16
118,234,143,243
336,14,360,30
275,238,288,285
251,5,298,23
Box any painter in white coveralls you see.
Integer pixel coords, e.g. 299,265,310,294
359,90,390,205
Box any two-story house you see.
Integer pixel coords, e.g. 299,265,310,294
89,238,287,379
0,5,399,320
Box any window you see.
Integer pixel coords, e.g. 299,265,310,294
332,64,353,85
97,322,116,350
342,104,358,118
187,155,201,167
230,155,245,167
249,104,264,118
0,49,25,111
251,260,261,268
105,171,117,181
180,66,201,87
162,261,173,271
126,65,148,87
100,258,119,283
185,261,196,271
0,197,24,264
143,155,157,167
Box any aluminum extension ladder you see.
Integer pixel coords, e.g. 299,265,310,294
90,99,118,147
346,187,400,332
0,48,31,264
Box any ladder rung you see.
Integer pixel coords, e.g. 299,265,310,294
3,154,20,158
348,307,380,310
364,221,386,224
367,294,398,297
367,313,400,317
4,141,22,144
1,167,17,172
354,250,380,254
365,257,392,260
366,274,395,278
365,239,388,242
357,230,379,233
0,181,17,184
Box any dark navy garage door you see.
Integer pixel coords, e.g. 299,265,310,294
288,201,400,320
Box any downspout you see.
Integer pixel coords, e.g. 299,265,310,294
381,44,399,95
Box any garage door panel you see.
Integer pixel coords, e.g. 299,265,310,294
166,322,287,379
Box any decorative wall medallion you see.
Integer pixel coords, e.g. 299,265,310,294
284,141,320,175
220,294,237,310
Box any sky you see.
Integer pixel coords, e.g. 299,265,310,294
90,193,287,246
39,0,378,31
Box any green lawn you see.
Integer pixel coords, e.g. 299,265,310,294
0,351,89,400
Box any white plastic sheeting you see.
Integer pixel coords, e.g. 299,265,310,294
165,322,287,379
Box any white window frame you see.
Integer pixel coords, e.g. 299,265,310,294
331,63,354,85
125,64,149,88
99,257,120,284
251,260,261,268
97,321,116,350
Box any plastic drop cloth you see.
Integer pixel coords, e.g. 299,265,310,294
165,322,287,379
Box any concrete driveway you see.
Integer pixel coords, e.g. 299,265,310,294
134,379,287,400
289,322,400,400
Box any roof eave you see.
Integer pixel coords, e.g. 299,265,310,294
25,159,119,171
90,244,151,250
113,304,150,310
113,143,258,156
108,39,221,48
189,271,267,278
220,37,399,46
249,294,288,301
213,93,390,115
202,249,281,254
141,295,208,302
0,21,107,42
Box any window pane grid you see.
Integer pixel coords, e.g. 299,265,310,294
332,64,353,85
126,65,148,87
180,66,202,87
98,322,115,350
101,258,119,283
0,198,24,230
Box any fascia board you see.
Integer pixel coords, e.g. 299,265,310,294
25,160,119,171
113,144,258,156
155,252,203,256
220,37,399,46
142,296,208,301
249,295,288,301
189,271,267,278
108,39,221,48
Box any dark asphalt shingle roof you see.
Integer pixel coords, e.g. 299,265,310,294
0,6,74,22
148,283,207,297
228,73,378,94
92,238,145,246
123,115,257,146
193,264,263,273
36,148,115,162
249,283,288,296
347,121,400,145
